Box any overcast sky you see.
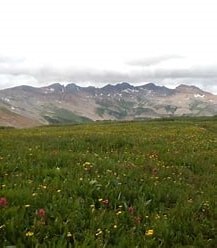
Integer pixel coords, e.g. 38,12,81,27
1,0,217,93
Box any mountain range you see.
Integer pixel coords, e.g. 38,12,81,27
0,82,217,128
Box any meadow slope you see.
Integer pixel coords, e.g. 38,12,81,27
0,119,217,247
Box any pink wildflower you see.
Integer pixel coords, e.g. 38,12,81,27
37,208,46,218
0,197,8,207
128,206,135,215
101,199,109,206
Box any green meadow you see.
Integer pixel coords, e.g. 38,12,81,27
0,118,217,247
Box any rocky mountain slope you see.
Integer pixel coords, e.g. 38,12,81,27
0,82,217,127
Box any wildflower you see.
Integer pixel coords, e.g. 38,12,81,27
116,210,122,216
37,208,46,218
203,201,209,207
90,204,95,213
57,189,61,193
25,204,31,208
163,214,167,219
113,225,117,229
128,206,135,215
83,162,91,166
145,229,154,236
0,197,8,207
155,214,160,220
67,232,72,237
96,228,102,236
101,199,109,206
26,231,34,237
83,162,93,171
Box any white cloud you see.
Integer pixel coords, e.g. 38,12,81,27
0,0,217,93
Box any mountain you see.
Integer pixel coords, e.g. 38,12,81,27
0,82,217,128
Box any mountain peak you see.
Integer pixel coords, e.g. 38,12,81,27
101,82,134,93
137,83,172,96
175,84,207,94
10,85,37,92
48,83,64,90
65,83,81,93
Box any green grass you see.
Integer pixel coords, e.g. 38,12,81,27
0,118,217,247
43,108,92,124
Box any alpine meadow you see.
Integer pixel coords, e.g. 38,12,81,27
0,118,217,247
2,0,217,247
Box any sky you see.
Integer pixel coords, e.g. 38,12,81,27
1,0,217,93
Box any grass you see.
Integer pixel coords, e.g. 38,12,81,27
43,107,92,124
0,118,217,247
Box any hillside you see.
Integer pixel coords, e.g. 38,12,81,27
0,82,217,127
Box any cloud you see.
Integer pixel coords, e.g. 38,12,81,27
127,55,184,67
0,55,25,64
1,63,217,81
1,60,217,94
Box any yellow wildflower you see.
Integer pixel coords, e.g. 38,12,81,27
145,229,154,236
26,231,34,237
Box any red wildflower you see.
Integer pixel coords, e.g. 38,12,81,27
101,199,109,206
0,197,8,207
128,206,135,215
37,208,46,218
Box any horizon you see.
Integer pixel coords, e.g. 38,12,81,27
0,81,216,95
